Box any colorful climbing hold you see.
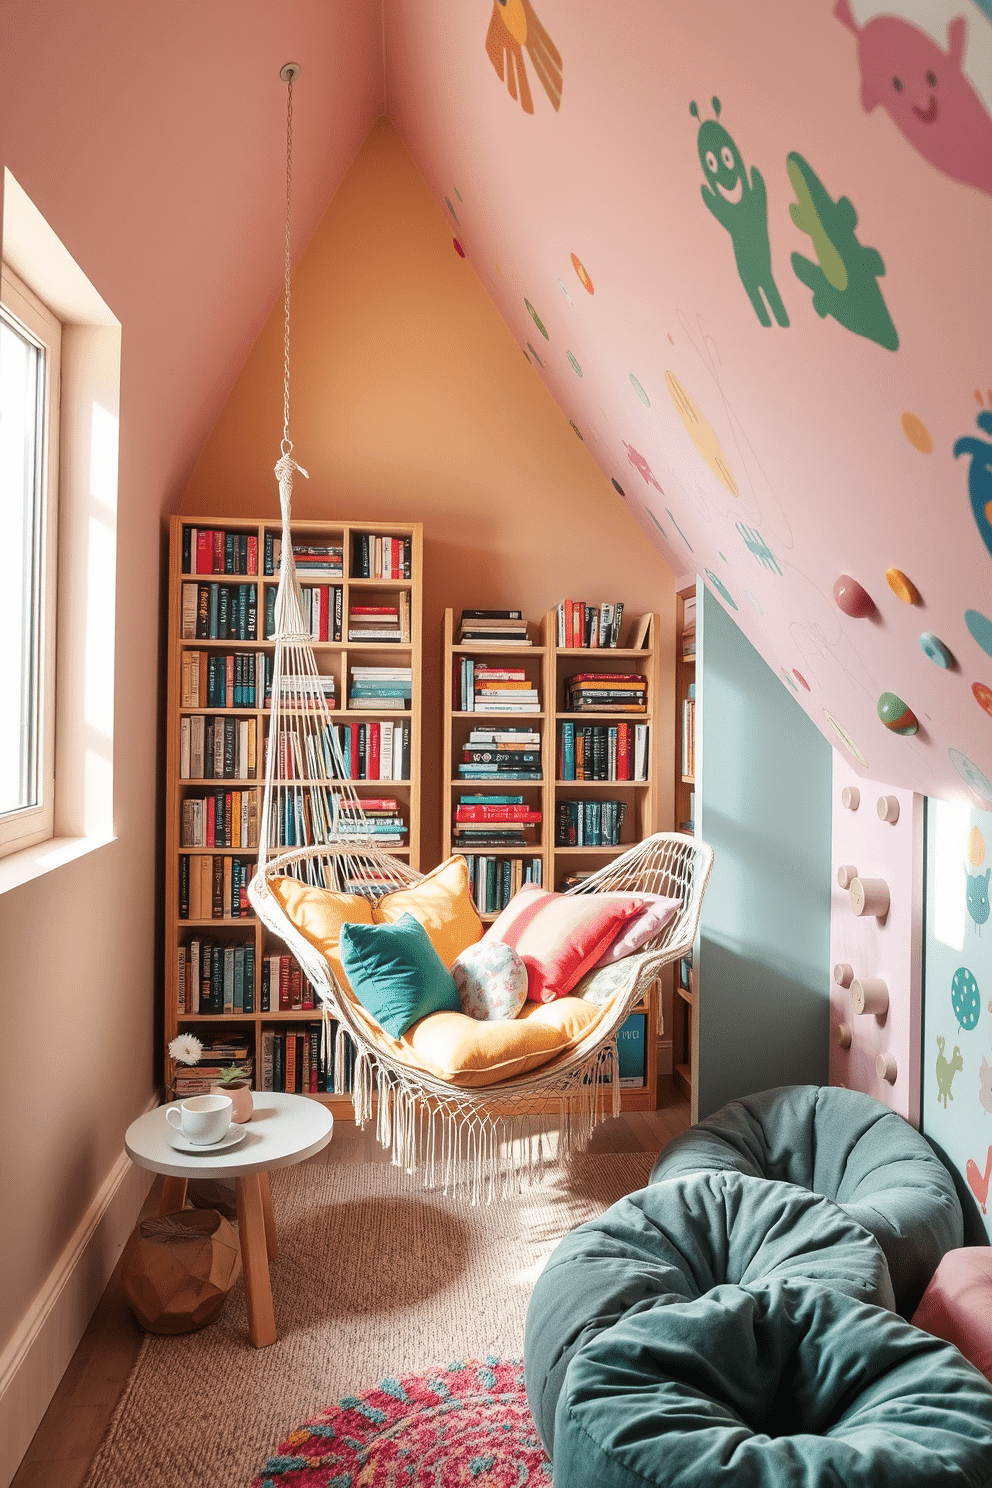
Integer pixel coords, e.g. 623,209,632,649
833,574,875,617
877,692,918,734
886,568,921,604
919,633,954,668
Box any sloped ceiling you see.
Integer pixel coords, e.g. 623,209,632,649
385,0,992,806
2,0,990,805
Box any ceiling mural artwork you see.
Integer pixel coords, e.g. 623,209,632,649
386,0,992,805
834,1,992,194
485,0,563,114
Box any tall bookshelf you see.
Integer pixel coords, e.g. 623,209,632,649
441,605,661,1110
164,515,423,1114
671,583,697,1101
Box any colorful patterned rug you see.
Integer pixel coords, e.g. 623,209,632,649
252,1358,551,1486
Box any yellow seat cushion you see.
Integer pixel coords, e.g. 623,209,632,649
373,856,483,967
402,996,611,1088
269,878,374,989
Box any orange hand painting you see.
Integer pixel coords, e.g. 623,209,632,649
486,0,562,114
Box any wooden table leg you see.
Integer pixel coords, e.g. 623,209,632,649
258,1170,278,1261
158,1176,188,1215
236,1172,277,1348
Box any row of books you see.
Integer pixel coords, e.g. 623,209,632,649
682,688,696,779
458,608,531,645
351,533,412,580
461,852,543,914
172,1038,253,1093
180,650,269,711
265,535,343,577
179,854,256,920
265,583,343,642
180,790,259,850
564,672,647,714
453,794,541,850
555,798,627,847
455,659,539,713
177,941,257,1015
558,722,649,781
265,790,406,851
259,1023,359,1094
182,527,258,577
347,595,412,643
181,581,258,641
349,666,412,709
261,952,315,1011
330,720,411,781
555,599,625,649
457,728,542,781
180,715,257,781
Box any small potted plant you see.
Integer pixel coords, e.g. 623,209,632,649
209,1064,254,1124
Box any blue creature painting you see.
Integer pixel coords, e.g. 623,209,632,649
954,410,992,560
966,864,991,933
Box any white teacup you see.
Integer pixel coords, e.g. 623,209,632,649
166,1093,232,1145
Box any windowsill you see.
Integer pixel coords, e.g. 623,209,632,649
0,831,116,895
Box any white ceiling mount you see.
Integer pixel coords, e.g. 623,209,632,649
279,62,301,83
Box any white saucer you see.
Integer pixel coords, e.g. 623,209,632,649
167,1123,248,1154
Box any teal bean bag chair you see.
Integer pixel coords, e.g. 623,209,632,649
551,1279,992,1487
650,1084,962,1317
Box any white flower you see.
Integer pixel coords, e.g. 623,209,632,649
169,1033,203,1066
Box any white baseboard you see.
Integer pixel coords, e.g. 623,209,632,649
0,1103,156,1488
657,1038,673,1077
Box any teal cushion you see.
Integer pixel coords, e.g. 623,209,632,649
649,1085,962,1317
553,1279,992,1487
338,912,461,1038
525,1170,895,1458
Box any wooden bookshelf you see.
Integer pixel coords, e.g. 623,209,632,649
441,604,661,1110
164,516,423,1116
671,583,696,1100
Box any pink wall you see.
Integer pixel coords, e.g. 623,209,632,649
829,759,924,1123
386,0,992,807
0,0,383,1361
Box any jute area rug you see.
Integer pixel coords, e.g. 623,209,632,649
83,1152,654,1488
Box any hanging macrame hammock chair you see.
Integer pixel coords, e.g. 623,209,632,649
247,65,714,1196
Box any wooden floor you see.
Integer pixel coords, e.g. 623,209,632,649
10,1084,689,1488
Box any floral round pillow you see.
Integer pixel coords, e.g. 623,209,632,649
451,940,529,1021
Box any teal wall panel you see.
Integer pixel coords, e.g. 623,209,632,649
695,585,832,1121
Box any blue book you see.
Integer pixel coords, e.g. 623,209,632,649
459,794,524,804
617,1013,646,1084
560,721,575,780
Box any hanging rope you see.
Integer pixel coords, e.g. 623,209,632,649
280,62,297,460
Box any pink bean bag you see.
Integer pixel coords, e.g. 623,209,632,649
911,1247,992,1381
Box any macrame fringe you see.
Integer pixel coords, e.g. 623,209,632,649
348,1040,623,1204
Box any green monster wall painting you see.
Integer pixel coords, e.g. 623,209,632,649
924,800,992,1241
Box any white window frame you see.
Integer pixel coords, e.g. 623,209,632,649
0,263,61,856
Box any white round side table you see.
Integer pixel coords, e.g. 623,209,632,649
125,1092,333,1347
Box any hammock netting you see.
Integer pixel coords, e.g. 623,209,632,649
249,456,713,1199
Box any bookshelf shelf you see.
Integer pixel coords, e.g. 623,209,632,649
166,515,423,1115
440,605,661,1112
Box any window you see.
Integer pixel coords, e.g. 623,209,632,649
0,265,60,855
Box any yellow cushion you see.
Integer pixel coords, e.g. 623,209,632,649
403,996,610,1088
269,878,373,989
374,856,483,967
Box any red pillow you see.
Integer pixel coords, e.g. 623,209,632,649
482,886,645,1003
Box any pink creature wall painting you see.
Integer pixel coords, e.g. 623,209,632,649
834,2,992,194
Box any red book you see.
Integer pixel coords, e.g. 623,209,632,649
618,722,631,781
196,530,213,575
279,955,291,1011
572,602,583,648
368,723,380,780
564,599,574,649
246,535,258,575
212,530,224,573
205,794,216,847
351,605,398,614
319,585,329,641
350,728,359,780
341,797,398,810
455,806,542,821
